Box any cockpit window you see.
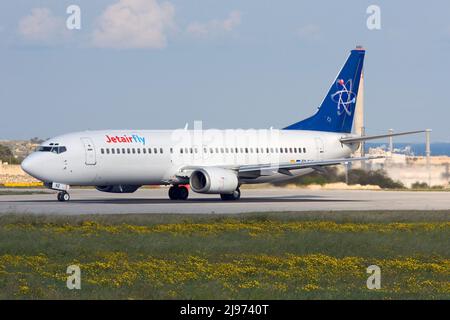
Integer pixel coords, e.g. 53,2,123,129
37,146,67,154
59,146,67,153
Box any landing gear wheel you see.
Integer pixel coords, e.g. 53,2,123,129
178,186,189,200
220,188,241,201
168,185,189,200
168,186,179,200
57,191,70,202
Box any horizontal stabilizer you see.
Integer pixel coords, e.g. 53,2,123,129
340,130,426,144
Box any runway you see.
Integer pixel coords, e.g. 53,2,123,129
1,187,450,215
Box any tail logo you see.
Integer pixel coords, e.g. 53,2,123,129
331,79,356,116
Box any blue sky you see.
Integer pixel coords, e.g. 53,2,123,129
1,1,449,141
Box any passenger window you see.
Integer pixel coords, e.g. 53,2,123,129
154,148,158,154
132,148,135,154
270,148,274,153
203,147,207,153
215,147,219,153
101,148,105,154
122,148,126,154
256,148,259,153
106,149,110,154
284,148,288,153
303,147,306,153
299,148,302,153
137,148,140,154
143,148,146,154
148,148,152,154
280,148,283,153
289,148,293,153
245,148,249,153
170,148,173,154
127,148,131,154
160,148,163,154
111,149,115,154
180,148,183,154
117,148,120,154
210,148,213,153
194,148,198,154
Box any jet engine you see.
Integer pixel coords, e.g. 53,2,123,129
95,185,141,193
189,168,238,194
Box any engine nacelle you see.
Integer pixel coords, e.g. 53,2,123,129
95,185,141,193
190,168,238,194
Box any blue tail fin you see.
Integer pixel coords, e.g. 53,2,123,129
283,47,365,133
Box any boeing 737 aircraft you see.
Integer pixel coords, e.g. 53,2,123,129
21,47,423,201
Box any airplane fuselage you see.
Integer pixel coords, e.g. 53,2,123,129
22,129,357,186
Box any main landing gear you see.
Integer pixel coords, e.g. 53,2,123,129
168,185,189,200
220,188,241,201
57,191,70,202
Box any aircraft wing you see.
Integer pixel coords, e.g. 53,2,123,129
236,156,383,176
340,130,426,144
178,156,383,179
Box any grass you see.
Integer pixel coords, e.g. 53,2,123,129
0,211,449,300
0,190,50,196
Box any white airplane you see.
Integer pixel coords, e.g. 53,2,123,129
21,47,423,202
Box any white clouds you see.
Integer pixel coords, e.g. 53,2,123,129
18,8,67,43
186,11,241,38
91,0,175,49
15,2,242,49
297,24,321,41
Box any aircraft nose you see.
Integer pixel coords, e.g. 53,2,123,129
21,154,41,178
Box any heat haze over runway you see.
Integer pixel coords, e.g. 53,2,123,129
1,188,450,215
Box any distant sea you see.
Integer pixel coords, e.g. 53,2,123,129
365,143,450,156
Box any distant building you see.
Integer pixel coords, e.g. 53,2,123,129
366,147,450,187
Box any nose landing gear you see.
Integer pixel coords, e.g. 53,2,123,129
168,185,189,200
57,191,70,202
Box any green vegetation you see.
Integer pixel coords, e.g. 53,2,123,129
0,144,21,164
274,167,405,189
411,182,445,190
347,169,404,189
0,211,448,299
30,137,44,144
0,190,49,195
412,182,429,189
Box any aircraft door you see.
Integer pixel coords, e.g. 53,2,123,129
315,137,325,160
81,138,97,165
